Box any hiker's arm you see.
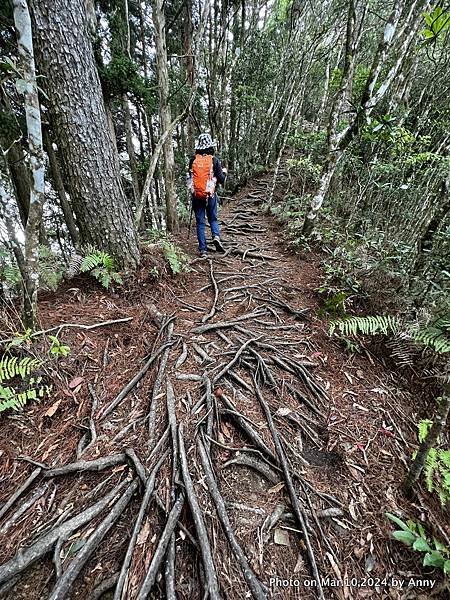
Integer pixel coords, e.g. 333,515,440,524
213,157,226,185
188,156,194,175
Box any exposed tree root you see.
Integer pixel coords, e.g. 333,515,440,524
1,180,380,600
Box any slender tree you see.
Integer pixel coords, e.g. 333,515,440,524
12,0,45,328
151,0,179,232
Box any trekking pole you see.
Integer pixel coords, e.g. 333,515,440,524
187,203,193,239
186,175,193,239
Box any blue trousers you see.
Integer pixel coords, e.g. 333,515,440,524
192,194,220,252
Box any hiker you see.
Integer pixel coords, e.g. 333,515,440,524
188,133,227,257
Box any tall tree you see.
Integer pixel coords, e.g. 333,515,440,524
29,0,140,268
12,0,45,328
151,0,179,232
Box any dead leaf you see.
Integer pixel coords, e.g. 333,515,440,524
268,481,285,494
348,499,357,521
371,387,387,395
45,399,62,417
365,553,376,572
68,376,84,390
42,442,60,462
112,464,126,473
274,528,290,546
293,554,304,573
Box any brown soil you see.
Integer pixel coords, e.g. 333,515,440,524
0,174,448,600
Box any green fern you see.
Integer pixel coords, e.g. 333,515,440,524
162,242,190,275
414,316,450,354
329,314,400,337
331,312,450,357
39,245,64,291
418,419,433,443
80,247,112,272
0,355,52,412
80,246,122,289
416,417,450,506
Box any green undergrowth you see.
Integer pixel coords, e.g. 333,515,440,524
141,231,191,278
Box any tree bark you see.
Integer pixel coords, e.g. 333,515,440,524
29,0,140,268
122,94,141,204
13,0,45,328
183,0,195,152
151,0,179,232
43,129,80,247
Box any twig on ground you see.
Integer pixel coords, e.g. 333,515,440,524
192,309,265,334
202,260,220,323
0,467,41,521
253,378,325,600
0,317,133,344
212,337,260,385
148,321,174,447
135,494,185,600
101,340,175,419
88,574,120,600
43,454,126,478
114,453,167,600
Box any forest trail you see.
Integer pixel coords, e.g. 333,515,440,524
0,177,436,600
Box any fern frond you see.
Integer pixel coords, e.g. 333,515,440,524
414,325,450,354
0,355,41,382
0,355,51,413
66,253,83,278
418,419,433,443
79,247,122,289
425,447,438,492
330,314,400,338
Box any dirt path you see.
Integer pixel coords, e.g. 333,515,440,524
0,177,443,599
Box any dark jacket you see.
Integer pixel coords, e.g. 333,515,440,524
189,151,226,186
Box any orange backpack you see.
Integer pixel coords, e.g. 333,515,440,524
192,154,215,200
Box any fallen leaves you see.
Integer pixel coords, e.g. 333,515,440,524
274,528,290,546
68,376,84,392
45,399,62,417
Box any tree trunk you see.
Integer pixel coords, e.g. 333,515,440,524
151,0,178,232
122,94,141,204
13,0,45,329
43,129,80,247
29,0,140,268
183,0,195,152
5,141,31,228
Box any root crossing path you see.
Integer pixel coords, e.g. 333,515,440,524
0,177,410,600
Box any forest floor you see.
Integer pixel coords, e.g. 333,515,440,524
0,173,449,600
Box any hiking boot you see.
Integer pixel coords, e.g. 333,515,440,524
213,236,225,253
199,250,208,258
